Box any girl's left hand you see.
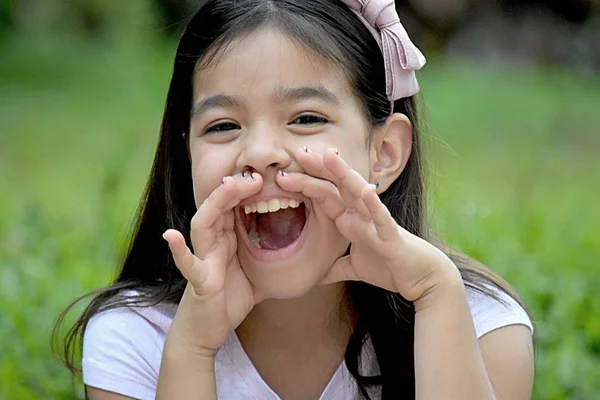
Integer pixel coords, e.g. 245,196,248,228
276,147,462,305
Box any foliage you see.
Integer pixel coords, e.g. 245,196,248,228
0,35,598,399
0,0,157,43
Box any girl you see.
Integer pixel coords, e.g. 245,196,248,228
56,0,534,399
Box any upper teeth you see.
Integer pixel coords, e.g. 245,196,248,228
244,198,302,214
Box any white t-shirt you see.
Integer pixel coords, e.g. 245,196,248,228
82,286,533,400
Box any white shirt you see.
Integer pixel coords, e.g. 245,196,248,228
82,286,533,399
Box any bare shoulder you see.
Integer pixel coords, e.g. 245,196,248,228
479,324,534,400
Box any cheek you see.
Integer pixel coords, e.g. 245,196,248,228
326,121,371,179
190,147,235,207
336,141,371,180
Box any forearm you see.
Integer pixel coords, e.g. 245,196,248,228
413,272,495,400
156,341,217,400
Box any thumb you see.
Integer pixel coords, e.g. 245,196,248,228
163,229,203,283
319,256,359,286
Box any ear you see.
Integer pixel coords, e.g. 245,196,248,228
368,113,413,193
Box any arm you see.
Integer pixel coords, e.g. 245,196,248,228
275,148,534,399
155,173,264,399
479,325,534,399
84,173,263,400
413,274,534,400
156,341,217,400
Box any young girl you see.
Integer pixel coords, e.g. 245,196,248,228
57,0,534,398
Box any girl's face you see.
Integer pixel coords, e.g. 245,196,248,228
189,28,374,299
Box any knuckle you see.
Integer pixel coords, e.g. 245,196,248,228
322,180,337,193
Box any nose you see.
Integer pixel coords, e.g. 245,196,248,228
237,122,292,181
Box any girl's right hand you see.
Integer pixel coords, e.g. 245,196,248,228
162,172,264,356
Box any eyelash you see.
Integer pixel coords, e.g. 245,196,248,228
203,122,240,135
202,114,329,135
290,114,329,126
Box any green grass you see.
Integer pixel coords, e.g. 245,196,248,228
0,35,599,399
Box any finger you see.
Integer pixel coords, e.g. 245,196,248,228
322,148,371,201
163,229,204,283
362,184,400,242
224,210,235,232
295,147,370,217
276,171,346,220
319,255,359,285
203,172,263,219
293,145,338,182
192,172,263,257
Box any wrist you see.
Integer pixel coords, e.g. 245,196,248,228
163,333,217,369
413,265,464,313
158,334,218,400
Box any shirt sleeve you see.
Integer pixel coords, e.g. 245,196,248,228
82,307,163,400
466,285,534,339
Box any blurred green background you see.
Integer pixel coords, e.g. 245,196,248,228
0,0,599,399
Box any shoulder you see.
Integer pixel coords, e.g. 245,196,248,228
465,285,535,398
82,293,176,400
465,284,533,339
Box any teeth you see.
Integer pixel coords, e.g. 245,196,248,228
256,201,269,213
243,198,302,214
267,199,279,212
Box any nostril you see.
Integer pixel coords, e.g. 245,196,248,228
242,167,256,178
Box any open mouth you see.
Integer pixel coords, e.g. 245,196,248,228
240,198,308,251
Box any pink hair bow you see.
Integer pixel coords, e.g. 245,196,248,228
341,0,426,101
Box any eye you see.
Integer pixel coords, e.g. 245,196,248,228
290,114,329,126
203,121,240,135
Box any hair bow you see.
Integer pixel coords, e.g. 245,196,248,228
341,0,426,101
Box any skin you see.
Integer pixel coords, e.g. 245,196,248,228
88,27,534,400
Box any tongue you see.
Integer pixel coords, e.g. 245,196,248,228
256,205,306,250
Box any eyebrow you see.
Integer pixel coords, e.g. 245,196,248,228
191,86,341,119
273,86,341,106
191,95,243,119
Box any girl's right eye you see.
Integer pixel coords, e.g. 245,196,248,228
203,122,240,135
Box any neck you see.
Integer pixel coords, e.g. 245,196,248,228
236,283,353,352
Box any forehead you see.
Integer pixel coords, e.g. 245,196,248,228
192,27,353,101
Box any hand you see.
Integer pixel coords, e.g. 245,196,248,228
163,172,265,355
277,147,461,304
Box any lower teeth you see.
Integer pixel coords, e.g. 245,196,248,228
249,231,262,249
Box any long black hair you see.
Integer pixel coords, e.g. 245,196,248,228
54,1,530,398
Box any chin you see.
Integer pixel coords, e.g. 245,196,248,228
235,239,328,298
252,274,320,300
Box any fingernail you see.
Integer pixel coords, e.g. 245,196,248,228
250,172,257,180
241,171,246,178
278,170,287,177
302,145,312,153
333,148,339,155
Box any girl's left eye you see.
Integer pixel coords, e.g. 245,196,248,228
289,114,329,126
